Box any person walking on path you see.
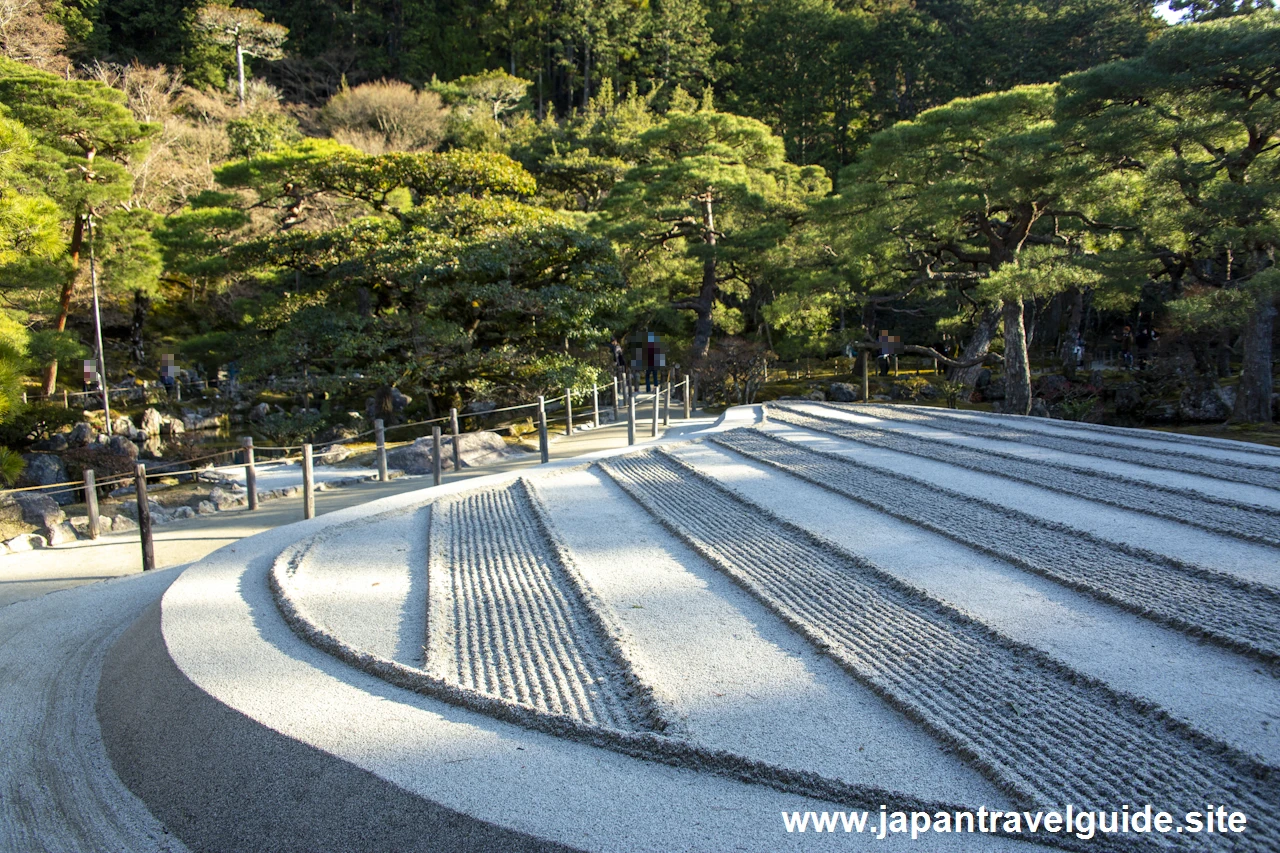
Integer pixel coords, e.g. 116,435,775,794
1114,325,1135,370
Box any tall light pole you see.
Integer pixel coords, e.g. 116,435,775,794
87,213,112,435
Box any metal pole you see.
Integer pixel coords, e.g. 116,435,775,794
302,443,315,520
663,383,671,426
62,389,68,409
375,418,388,482
650,389,659,437
243,436,258,511
564,389,573,436
612,377,619,420
432,426,443,486
84,469,100,540
627,395,636,445
537,396,549,463
135,464,154,572
88,214,112,435
449,407,461,472
592,385,600,428
683,375,691,419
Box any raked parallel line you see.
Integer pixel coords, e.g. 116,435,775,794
768,403,1280,547
852,403,1280,489
598,449,1279,853
710,428,1280,666
427,481,641,730
920,405,1280,458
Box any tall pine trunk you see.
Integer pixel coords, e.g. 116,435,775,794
1002,296,1033,415
1232,291,1276,424
41,212,86,396
951,305,1001,388
690,193,717,360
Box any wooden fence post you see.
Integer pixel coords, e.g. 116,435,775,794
243,437,258,511
375,418,388,482
592,385,599,428
62,389,69,409
564,389,573,436
84,469,100,540
432,426,443,486
650,389,659,438
683,376,691,419
537,396,549,463
302,444,315,520
627,395,636,446
861,351,870,402
135,464,154,572
612,377,619,420
663,383,671,426
449,407,461,472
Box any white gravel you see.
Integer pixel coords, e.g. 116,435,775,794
0,569,191,853
665,438,1280,766
161,478,1026,852
766,420,1280,588
785,402,1280,510
285,506,429,665
530,466,1009,807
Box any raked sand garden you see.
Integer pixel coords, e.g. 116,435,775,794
26,403,1280,852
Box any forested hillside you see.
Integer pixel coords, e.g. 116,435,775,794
0,0,1276,481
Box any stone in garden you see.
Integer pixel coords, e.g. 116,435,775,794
18,454,72,505
43,434,69,452
1114,382,1143,415
465,401,497,414
805,390,826,401
250,402,272,422
1029,398,1051,418
45,520,78,545
110,515,136,532
385,438,435,474
68,422,97,447
827,382,861,402
140,408,165,436
316,444,352,464
119,499,163,521
106,435,140,460
172,506,196,520
206,487,240,510
164,419,185,436
447,431,520,468
3,533,46,551
111,416,134,435
15,492,66,532
196,500,217,514
1178,382,1233,422
973,368,992,390
1036,374,1071,400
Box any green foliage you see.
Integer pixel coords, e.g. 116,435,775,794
26,330,88,375
0,447,25,486
256,409,325,444
226,110,300,158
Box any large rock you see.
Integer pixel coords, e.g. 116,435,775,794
387,430,519,474
1178,382,1233,422
140,407,165,436
111,415,134,435
164,419,185,437
984,378,1006,402
1114,382,1144,416
1029,398,1051,418
105,435,140,460
110,514,137,532
249,402,272,422
182,411,220,431
18,453,73,505
365,388,413,422
449,431,522,468
316,444,352,464
68,422,97,447
1036,374,1071,401
14,492,66,532
464,401,497,415
0,493,29,541
828,382,860,403
206,487,241,510
3,533,47,552
119,499,163,521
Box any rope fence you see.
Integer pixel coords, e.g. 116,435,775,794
2,377,699,572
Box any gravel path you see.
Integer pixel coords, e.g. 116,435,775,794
710,428,1280,666
0,569,190,853
853,404,1280,489
598,449,1280,849
768,403,1280,547
426,481,650,730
